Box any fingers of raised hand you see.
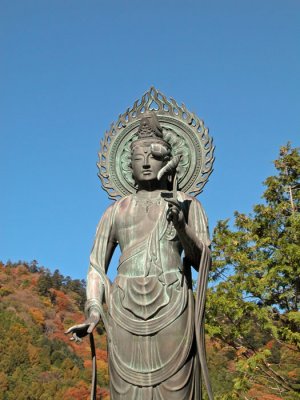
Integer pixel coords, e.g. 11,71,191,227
164,197,180,208
166,206,180,222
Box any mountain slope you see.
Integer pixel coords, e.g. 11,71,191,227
0,261,109,400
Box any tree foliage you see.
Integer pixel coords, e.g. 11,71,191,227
206,143,300,399
0,261,109,399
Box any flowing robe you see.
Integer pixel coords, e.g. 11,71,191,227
88,192,212,400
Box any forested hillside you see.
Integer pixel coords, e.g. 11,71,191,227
0,261,109,399
1,144,299,400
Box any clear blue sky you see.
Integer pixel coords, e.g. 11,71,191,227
1,0,299,281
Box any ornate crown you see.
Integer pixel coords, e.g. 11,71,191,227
130,112,171,154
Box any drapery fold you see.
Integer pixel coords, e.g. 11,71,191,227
87,193,213,399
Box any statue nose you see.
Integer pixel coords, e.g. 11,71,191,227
143,163,151,169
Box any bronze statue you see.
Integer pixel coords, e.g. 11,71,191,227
66,88,215,399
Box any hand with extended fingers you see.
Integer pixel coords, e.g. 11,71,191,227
164,197,186,231
65,309,100,343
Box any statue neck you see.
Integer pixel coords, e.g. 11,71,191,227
135,189,165,199
135,175,170,192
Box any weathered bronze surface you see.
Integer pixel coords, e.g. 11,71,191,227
66,88,215,399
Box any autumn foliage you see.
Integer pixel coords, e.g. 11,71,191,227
0,261,109,399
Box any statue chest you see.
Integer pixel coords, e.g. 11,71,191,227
115,196,166,247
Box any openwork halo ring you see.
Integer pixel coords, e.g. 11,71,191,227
98,87,215,200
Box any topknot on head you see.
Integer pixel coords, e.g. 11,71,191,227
137,112,163,139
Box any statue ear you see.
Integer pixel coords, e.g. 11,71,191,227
131,173,138,188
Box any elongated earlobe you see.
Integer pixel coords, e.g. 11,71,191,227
131,173,138,188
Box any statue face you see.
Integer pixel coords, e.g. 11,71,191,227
131,146,164,184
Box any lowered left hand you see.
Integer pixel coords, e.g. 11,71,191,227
64,309,100,343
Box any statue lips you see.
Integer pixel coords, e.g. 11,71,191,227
141,170,156,179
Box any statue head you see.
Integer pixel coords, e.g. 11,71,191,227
130,113,171,189
98,87,214,200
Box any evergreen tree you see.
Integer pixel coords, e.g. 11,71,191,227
206,143,300,399
52,269,63,290
37,272,53,297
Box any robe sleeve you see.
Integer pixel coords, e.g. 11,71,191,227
87,202,117,308
188,196,211,247
179,193,214,398
190,197,214,399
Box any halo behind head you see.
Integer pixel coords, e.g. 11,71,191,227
98,87,215,200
